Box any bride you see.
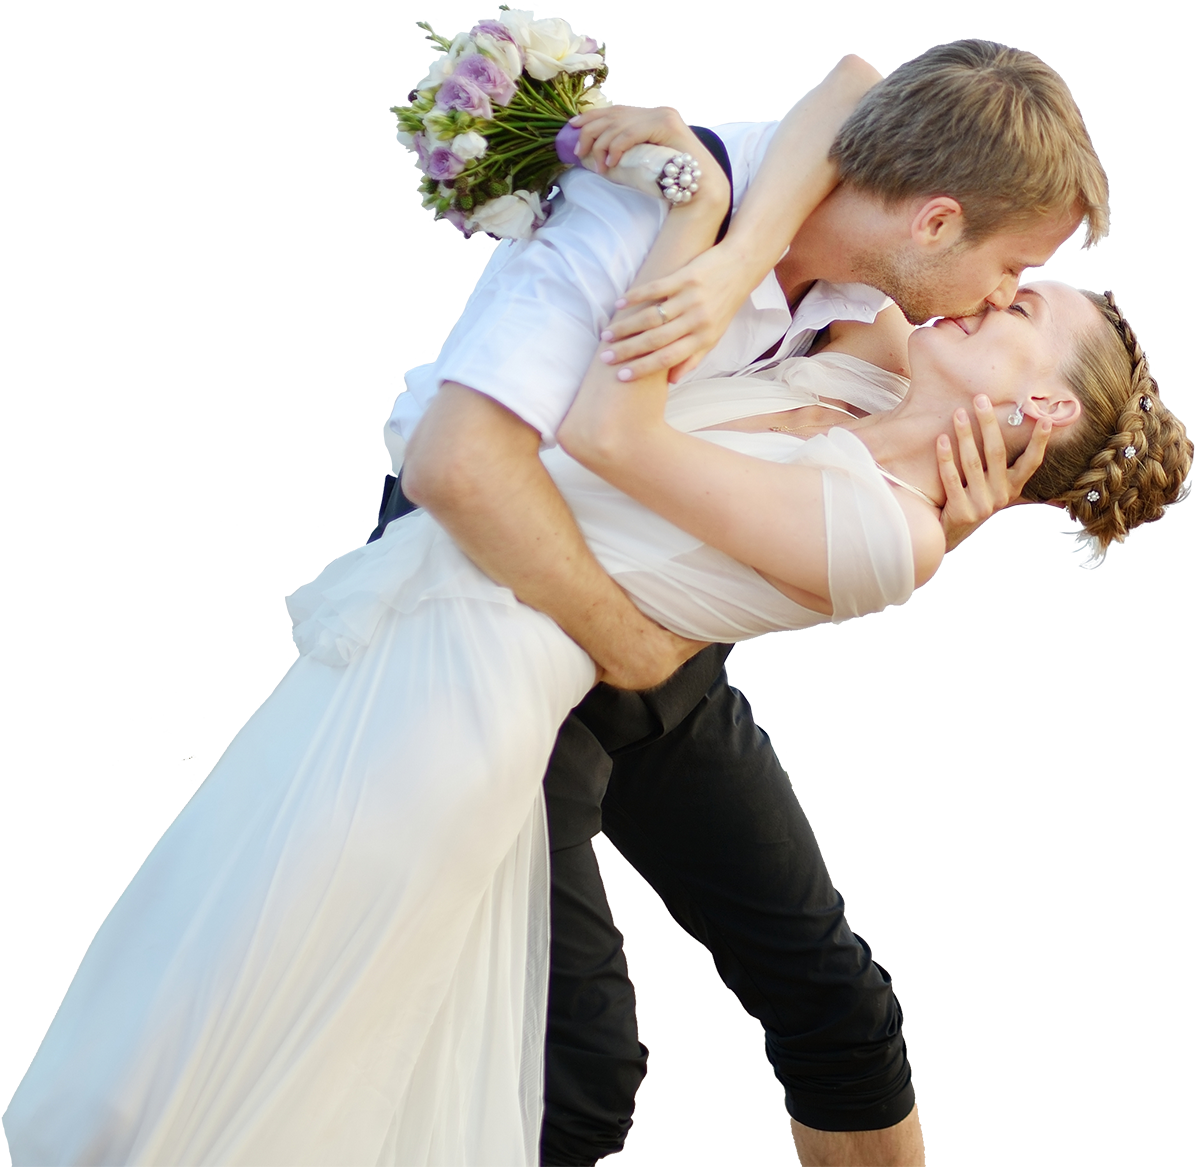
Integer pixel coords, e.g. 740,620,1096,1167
4,71,1192,1167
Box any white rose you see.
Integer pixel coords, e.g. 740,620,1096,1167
414,33,475,92
521,18,587,81
499,11,602,81
577,88,611,111
473,32,523,80
556,51,604,76
450,131,488,161
467,190,547,240
396,129,416,150
497,9,535,47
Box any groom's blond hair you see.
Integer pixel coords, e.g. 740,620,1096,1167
831,40,1109,247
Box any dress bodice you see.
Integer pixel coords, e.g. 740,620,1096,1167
540,351,915,642
288,352,916,664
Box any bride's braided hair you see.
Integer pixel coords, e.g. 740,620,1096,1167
1021,291,1192,553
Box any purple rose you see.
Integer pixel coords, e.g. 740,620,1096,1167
425,146,465,181
579,36,599,54
435,76,493,120
440,205,473,236
453,53,517,106
412,132,431,167
470,19,513,42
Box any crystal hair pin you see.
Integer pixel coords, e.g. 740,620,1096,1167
1124,445,1137,459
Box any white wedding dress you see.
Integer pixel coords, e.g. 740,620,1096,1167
4,352,913,1167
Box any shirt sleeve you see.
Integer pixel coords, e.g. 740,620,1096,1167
707,121,779,212
393,170,666,447
388,121,780,463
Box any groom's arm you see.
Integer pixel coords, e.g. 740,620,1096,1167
393,127,758,689
403,383,706,690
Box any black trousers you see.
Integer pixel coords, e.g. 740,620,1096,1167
371,480,914,1166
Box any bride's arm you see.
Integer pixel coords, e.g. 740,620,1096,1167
560,374,944,611
558,66,877,441
574,56,881,380
558,70,945,609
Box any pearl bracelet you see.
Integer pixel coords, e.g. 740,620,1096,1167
658,153,702,204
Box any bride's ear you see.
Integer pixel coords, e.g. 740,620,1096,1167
1023,389,1082,427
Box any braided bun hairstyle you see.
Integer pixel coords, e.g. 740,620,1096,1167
1021,291,1192,553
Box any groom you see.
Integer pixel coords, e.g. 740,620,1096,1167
381,41,1107,1167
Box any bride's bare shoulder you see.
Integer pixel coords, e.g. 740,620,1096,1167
821,304,913,377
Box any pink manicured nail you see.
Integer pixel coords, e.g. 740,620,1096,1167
599,351,615,364
617,368,633,381
600,330,614,342
614,297,627,309
974,395,990,409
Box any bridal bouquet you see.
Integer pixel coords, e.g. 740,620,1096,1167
393,9,702,240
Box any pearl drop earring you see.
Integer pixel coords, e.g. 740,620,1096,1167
1007,402,1025,426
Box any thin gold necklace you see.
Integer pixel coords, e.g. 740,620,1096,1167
769,402,860,435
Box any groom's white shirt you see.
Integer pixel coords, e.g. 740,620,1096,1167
386,121,890,474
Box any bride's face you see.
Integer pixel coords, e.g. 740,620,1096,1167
909,281,1099,416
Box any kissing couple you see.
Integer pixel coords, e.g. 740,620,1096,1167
4,37,1191,1167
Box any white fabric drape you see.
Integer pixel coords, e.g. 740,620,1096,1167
5,355,913,1165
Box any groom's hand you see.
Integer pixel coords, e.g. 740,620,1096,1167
937,395,1052,551
596,627,711,691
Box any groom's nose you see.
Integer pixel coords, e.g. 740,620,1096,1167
984,273,1019,311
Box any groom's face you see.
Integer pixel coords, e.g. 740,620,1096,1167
873,208,1083,325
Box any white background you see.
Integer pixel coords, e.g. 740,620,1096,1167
4,4,1195,1162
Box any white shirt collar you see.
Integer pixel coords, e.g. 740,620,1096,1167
739,277,890,373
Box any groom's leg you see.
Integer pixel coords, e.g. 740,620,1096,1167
600,668,917,1147
540,647,734,1165
541,716,647,1167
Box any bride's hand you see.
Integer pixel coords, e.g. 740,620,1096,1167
570,104,694,175
938,396,1053,551
598,246,748,383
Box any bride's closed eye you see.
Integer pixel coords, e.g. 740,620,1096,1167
1008,303,1031,319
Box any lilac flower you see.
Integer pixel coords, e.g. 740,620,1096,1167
435,76,493,121
453,53,517,106
579,37,599,54
440,205,473,236
425,146,466,181
412,132,431,167
470,19,513,42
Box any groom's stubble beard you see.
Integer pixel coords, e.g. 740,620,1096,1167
850,240,987,325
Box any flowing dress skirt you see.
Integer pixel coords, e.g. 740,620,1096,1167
4,513,595,1165
7,364,917,1164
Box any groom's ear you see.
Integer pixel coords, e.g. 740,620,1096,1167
910,196,966,251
